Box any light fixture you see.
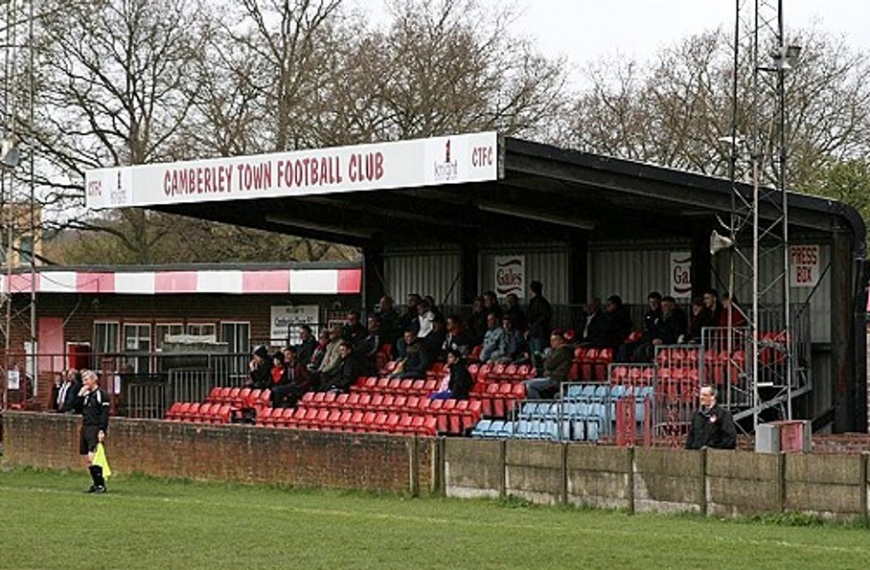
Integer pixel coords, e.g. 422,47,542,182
265,215,374,240
478,204,596,231
710,230,734,255
0,136,20,168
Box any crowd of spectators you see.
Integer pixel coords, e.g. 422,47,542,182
248,281,745,408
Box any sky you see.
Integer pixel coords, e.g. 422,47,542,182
364,0,870,86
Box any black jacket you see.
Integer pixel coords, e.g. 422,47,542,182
447,364,474,399
685,404,737,450
75,388,110,432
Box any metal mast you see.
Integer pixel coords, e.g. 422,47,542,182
726,0,803,428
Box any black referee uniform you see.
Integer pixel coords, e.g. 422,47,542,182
75,387,110,492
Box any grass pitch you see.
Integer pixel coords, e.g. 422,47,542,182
0,468,867,570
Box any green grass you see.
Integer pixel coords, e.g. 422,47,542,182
0,468,868,570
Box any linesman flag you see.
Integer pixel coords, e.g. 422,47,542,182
93,443,112,479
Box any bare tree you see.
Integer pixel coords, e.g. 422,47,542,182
314,0,569,143
569,27,870,189
30,0,214,263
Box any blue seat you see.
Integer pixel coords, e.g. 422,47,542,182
471,419,493,438
519,402,539,420
580,384,597,400
487,420,506,438
591,385,609,403
564,384,584,400
539,419,561,440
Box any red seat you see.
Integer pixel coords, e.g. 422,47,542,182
348,410,365,431
370,394,385,410
371,412,389,433
410,379,426,396
467,363,480,380
594,348,613,382
334,393,350,410
346,393,361,409
379,394,396,411
573,347,586,361
462,400,483,432
374,377,391,393
392,395,407,411
437,399,457,434
214,404,233,424
469,345,483,362
237,388,252,406
165,401,184,420
422,379,438,395
206,387,222,403
387,378,402,392
418,415,438,437
273,407,296,428
337,410,353,430
324,409,342,429
611,365,629,385
227,387,241,404
182,402,201,422
322,391,338,408
477,363,492,382
384,412,402,433
490,363,507,381
399,379,414,392
396,414,415,435
581,348,597,381
284,407,307,430
404,396,420,411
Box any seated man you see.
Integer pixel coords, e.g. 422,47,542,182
523,330,574,399
390,329,430,380
479,312,506,364
318,341,363,393
441,315,473,361
270,346,313,407
245,345,272,390
491,316,526,364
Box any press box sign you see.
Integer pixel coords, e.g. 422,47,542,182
789,245,820,288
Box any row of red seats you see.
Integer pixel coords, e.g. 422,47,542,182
259,408,439,436
276,399,480,435
349,376,525,419
297,391,482,433
569,347,614,382
166,401,235,423
205,386,272,408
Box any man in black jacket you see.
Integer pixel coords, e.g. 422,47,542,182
525,280,553,374
686,386,737,450
319,341,363,393
74,370,110,493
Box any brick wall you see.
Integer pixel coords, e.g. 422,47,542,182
2,412,437,496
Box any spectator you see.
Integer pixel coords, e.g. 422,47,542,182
703,288,723,326
58,370,82,413
598,295,633,349
429,349,474,400
316,326,344,377
685,385,737,450
50,372,64,412
307,329,332,371
442,315,474,360
504,293,527,332
523,330,574,399
618,291,662,362
356,315,382,376
318,341,363,393
294,325,317,368
246,345,272,389
270,351,286,385
482,290,503,321
579,297,604,346
374,295,401,346
424,316,447,362
424,294,444,322
525,280,553,374
492,316,526,364
632,295,686,362
341,310,367,348
467,296,488,345
479,312,506,364
391,329,430,379
684,297,713,344
399,293,422,335
416,299,435,338
270,346,313,407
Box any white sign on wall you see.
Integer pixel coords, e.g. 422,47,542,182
271,305,320,342
85,132,500,209
789,245,821,288
494,256,526,299
670,252,692,298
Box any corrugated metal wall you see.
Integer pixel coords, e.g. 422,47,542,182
384,248,462,305
710,243,832,343
479,246,571,304
588,239,690,305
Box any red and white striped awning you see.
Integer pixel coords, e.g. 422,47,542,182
0,268,361,295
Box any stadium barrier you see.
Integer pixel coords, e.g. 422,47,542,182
3,411,868,521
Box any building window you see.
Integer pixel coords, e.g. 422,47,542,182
123,323,152,374
18,235,33,265
220,322,250,354
155,323,184,351
186,323,216,341
94,322,120,355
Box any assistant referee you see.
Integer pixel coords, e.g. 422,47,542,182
74,370,110,493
